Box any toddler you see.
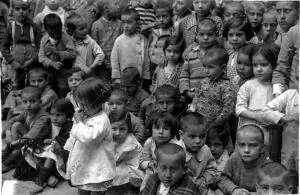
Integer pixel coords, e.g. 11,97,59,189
62,78,115,194
245,1,264,35
65,12,105,77
180,19,218,100
141,143,199,195
106,110,144,194
179,112,219,194
152,36,184,93
111,8,150,84
218,124,271,194
39,13,76,97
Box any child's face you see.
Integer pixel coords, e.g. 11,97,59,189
223,5,243,24
156,94,176,113
156,8,172,29
247,5,264,30
67,72,83,91
181,124,207,153
252,53,273,82
164,44,181,64
106,0,120,19
152,123,172,146
121,14,137,36
47,27,62,41
29,73,48,91
236,130,262,163
156,153,185,187
196,25,217,49
276,2,299,32
261,13,278,40
108,94,126,114
172,0,188,17
121,82,139,97
227,28,246,49
236,53,253,79
74,23,89,41
111,120,129,144
21,93,41,113
256,174,291,195
14,5,29,23
208,137,224,160
45,0,59,10
203,59,224,80
50,108,68,127
193,0,211,15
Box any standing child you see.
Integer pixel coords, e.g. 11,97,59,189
222,1,245,25
111,8,150,85
179,112,219,194
172,0,192,34
65,12,105,78
106,110,144,194
62,78,115,194
39,14,76,97
245,2,264,36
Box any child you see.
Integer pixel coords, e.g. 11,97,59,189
222,1,245,25
91,0,122,82
106,89,146,144
0,0,8,46
2,86,51,173
140,112,185,189
236,43,280,146
256,162,296,195
65,12,105,78
172,0,192,34
111,8,150,85
179,19,218,100
218,124,271,194
152,36,184,92
1,0,41,89
62,78,115,194
148,2,175,76
65,67,85,109
245,2,264,35
106,110,144,194
178,0,223,47
34,0,66,34
188,47,235,131
179,112,219,194
39,13,76,97
120,67,149,117
141,143,200,195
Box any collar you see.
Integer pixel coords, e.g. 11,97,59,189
186,145,208,163
75,35,89,45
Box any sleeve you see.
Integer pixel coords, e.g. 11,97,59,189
111,37,121,79
55,122,73,146
90,22,100,44
142,38,150,79
1,24,13,63
131,114,146,144
6,112,26,131
139,138,153,170
23,115,51,139
33,13,43,32
38,36,55,67
59,35,76,62
40,90,58,111
218,156,239,194
91,39,105,67
235,82,250,116
33,23,42,50
179,60,191,94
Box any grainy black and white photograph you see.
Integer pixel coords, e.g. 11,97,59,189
0,0,299,194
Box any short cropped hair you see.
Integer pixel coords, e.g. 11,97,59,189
257,162,290,185
156,143,186,166
51,98,75,119
155,1,173,16
44,13,62,31
65,11,87,35
207,125,230,148
180,112,208,132
121,8,140,22
22,86,42,100
197,18,218,35
237,124,264,144
28,67,50,81
121,67,141,84
66,67,86,79
224,1,245,17
202,47,229,67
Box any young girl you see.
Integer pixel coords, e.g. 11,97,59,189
152,36,184,93
236,43,280,148
106,110,144,194
62,78,115,195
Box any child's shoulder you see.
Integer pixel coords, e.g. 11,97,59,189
136,88,150,101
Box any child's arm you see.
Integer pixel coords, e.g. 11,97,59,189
131,114,146,144
179,60,191,95
139,138,154,171
22,115,51,140
90,38,105,69
38,36,59,67
142,38,150,80
57,34,76,62
111,37,121,83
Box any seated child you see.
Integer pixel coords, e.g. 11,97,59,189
141,143,200,195
106,110,144,194
256,162,297,195
65,67,85,109
218,124,271,194
65,12,105,77
39,13,76,97
106,89,146,144
180,112,219,194
2,86,51,173
120,67,149,117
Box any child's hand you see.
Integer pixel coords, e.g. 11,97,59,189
74,108,84,123
51,61,63,70
44,138,53,144
232,188,250,195
147,161,156,172
83,66,92,76
281,114,299,123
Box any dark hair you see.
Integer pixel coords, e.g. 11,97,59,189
197,18,218,35
238,123,264,144
155,85,179,102
51,98,75,119
156,143,186,166
155,1,173,17
250,43,280,69
180,112,208,132
44,13,62,32
121,67,141,84
163,36,184,56
203,46,229,67
109,110,132,133
223,17,254,41
257,162,290,185
237,43,256,66
109,89,128,103
66,67,86,79
27,67,50,82
276,1,299,11
22,86,42,100
121,8,140,22
207,125,229,148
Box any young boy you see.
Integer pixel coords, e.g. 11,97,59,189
1,0,41,89
91,0,122,82
2,86,51,173
218,124,271,194
222,1,245,25
121,67,149,117
65,12,105,78
39,13,76,97
111,8,150,85
180,112,219,194
245,2,264,35
141,143,200,195
256,162,296,195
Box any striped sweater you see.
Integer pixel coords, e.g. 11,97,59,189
132,5,155,32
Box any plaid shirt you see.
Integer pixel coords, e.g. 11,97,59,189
141,173,200,195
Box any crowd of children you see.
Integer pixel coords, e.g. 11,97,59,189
1,0,299,194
